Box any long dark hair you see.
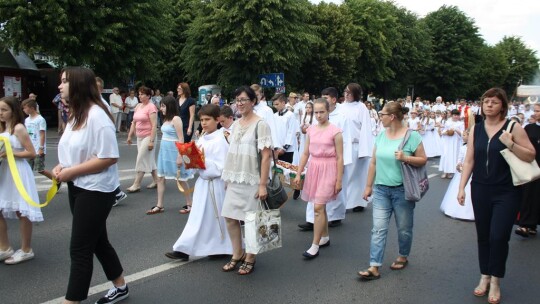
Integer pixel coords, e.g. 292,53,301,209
161,95,179,121
0,96,25,134
63,67,113,130
303,101,314,125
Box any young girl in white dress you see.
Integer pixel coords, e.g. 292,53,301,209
421,111,441,157
440,129,474,220
165,104,232,260
298,102,314,159
0,96,41,265
146,96,193,215
439,110,464,178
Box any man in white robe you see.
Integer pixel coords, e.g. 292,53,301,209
339,83,374,212
272,93,298,163
299,87,352,230
251,84,282,149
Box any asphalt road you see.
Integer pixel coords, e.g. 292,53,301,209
1,131,539,304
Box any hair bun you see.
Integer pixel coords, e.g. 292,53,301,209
401,106,409,115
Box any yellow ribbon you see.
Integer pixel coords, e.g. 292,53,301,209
0,136,58,208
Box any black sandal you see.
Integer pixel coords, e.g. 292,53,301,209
222,253,245,272
358,269,380,280
179,205,192,214
238,260,256,275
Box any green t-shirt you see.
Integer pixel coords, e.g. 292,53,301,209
374,130,422,186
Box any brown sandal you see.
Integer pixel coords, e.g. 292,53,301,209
222,253,245,272
146,206,164,215
238,260,256,275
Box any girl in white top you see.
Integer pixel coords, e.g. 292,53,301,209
0,96,41,265
54,67,128,304
438,110,464,178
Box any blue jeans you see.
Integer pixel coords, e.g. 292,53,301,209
369,184,415,267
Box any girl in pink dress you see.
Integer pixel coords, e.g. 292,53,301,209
294,98,344,259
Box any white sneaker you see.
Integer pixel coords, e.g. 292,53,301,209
4,249,34,265
0,247,14,261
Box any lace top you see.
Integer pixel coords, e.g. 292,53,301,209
222,118,273,185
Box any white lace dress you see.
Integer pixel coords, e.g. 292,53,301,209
0,132,43,222
221,119,273,221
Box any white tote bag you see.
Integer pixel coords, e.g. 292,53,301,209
500,121,540,186
244,202,282,254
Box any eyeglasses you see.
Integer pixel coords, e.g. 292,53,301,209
235,98,251,104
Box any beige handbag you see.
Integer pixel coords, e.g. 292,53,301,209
500,121,540,186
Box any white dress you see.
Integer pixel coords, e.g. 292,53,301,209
421,119,441,157
438,120,464,174
440,145,474,220
0,132,43,222
173,129,233,255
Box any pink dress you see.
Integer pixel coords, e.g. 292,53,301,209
301,123,342,204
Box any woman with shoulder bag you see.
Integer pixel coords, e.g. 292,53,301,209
220,86,273,275
358,102,427,280
458,88,535,304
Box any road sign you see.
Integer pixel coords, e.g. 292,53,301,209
259,73,285,88
276,86,286,93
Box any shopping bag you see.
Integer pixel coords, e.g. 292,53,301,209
244,205,282,254
398,130,429,202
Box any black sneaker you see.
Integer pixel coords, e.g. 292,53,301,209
298,222,314,231
113,191,128,207
165,251,189,261
328,220,342,227
95,285,129,304
352,206,365,212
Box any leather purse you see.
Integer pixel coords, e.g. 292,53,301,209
500,121,540,186
255,121,288,209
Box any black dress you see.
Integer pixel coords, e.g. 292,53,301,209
518,123,540,229
178,97,195,142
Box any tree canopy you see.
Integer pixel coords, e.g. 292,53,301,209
1,0,538,100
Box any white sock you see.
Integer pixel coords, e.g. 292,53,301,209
307,244,319,255
319,236,330,245
115,284,127,290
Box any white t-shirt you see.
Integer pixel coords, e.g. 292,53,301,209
25,115,47,154
125,96,139,112
109,93,123,114
58,105,120,192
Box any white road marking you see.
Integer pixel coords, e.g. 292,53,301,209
41,258,202,304
428,173,438,179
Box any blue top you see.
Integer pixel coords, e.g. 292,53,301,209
161,123,178,141
472,120,513,186
374,130,422,186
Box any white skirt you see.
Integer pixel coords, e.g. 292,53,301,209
136,136,157,173
422,130,441,157
440,172,474,221
221,182,260,221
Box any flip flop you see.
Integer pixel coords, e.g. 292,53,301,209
358,269,381,280
515,227,530,238
390,260,408,270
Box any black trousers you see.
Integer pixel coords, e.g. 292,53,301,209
518,179,540,229
66,183,124,301
278,152,294,163
471,182,521,278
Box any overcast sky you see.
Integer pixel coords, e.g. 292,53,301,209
311,0,540,57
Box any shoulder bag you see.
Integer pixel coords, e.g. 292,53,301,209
398,130,429,202
500,121,540,186
255,121,288,209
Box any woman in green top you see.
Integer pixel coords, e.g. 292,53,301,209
358,102,427,280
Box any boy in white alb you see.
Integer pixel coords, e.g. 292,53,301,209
165,104,232,260
22,99,53,180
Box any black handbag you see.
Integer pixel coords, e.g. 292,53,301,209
255,121,288,209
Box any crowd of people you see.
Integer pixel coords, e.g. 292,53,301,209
0,67,539,304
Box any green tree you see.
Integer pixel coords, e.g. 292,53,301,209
494,36,540,96
0,0,173,83
417,5,484,100
298,2,358,94
180,0,318,90
468,44,508,99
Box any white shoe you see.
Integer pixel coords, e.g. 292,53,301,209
0,247,14,261
4,249,34,265
113,191,128,207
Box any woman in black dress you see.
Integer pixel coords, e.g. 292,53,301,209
177,82,196,142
